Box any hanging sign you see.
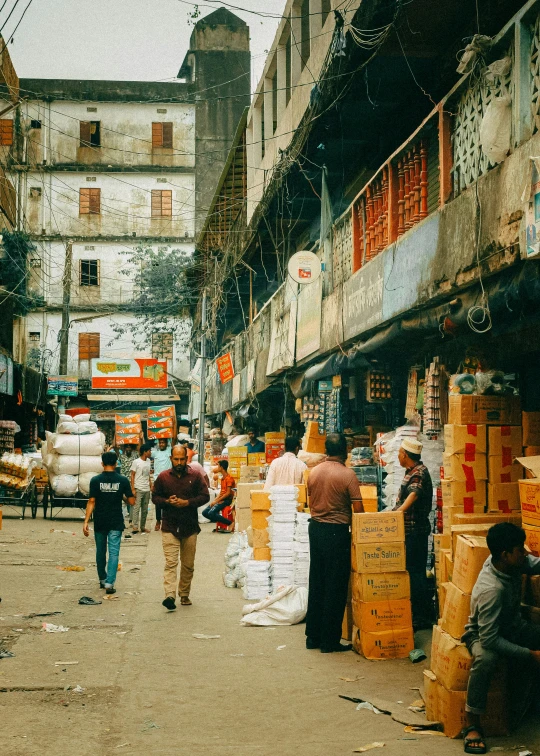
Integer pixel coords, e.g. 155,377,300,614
288,250,322,284
216,353,234,384
47,375,78,397
91,359,167,389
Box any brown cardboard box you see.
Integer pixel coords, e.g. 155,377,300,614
304,436,327,454
252,528,269,549
438,582,450,616
443,452,487,483
452,512,522,527
351,541,406,573
422,670,440,722
488,455,522,483
437,684,509,738
351,511,405,543
235,505,252,532
342,603,353,641
251,510,270,530
450,524,492,556
248,453,267,466
228,446,248,459
487,482,520,512
358,627,414,660
352,571,410,602
444,424,487,454
360,485,378,513
236,482,264,509
488,425,523,457
524,523,540,557
522,412,540,446
439,549,451,582
441,479,487,510
253,547,271,561
433,534,451,554
430,623,472,691
352,598,412,633
448,395,521,426
240,465,261,482
524,446,540,456
452,535,490,594
250,491,271,511
441,582,471,639
443,505,485,535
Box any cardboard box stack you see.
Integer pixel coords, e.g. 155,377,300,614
349,511,414,659
487,425,522,513
236,481,264,534
302,421,326,455
426,533,509,738
442,423,487,534
250,490,271,560
228,445,247,482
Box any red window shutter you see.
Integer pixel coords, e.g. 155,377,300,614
80,121,91,146
79,188,90,214
152,122,163,147
89,188,100,214
161,190,172,217
0,119,13,146
162,122,173,148
79,332,100,360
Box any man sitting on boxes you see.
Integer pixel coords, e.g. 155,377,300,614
461,523,540,755
393,438,434,630
305,433,363,653
201,460,235,531
264,436,307,490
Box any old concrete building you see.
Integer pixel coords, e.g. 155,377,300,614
8,7,250,417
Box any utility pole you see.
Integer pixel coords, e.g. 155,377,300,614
197,289,207,462
57,240,72,417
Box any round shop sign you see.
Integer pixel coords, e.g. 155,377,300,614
287,251,322,284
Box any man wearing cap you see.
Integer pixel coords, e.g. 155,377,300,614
394,438,433,630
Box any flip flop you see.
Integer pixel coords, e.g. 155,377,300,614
462,725,487,754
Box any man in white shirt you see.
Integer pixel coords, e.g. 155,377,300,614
264,436,307,491
130,443,152,534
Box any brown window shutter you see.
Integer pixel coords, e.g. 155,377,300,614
79,332,100,360
0,120,13,146
89,188,100,214
161,190,172,217
162,122,173,148
151,189,162,217
79,188,90,214
80,121,91,146
152,122,163,147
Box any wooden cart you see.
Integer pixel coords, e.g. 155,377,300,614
0,477,38,519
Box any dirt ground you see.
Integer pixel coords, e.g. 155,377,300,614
1,507,538,756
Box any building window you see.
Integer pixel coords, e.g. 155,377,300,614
151,189,172,217
152,122,173,148
80,259,99,287
152,332,173,360
301,0,310,68
272,71,278,134
30,119,41,129
80,120,101,147
79,188,101,215
260,97,265,158
0,119,13,146
29,331,40,342
285,34,291,105
79,332,100,360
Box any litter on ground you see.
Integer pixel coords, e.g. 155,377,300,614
192,633,220,640
42,623,69,632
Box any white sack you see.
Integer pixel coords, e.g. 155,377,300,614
480,93,512,164
73,413,91,424
58,415,71,423
78,471,96,496
45,431,57,454
50,474,78,497
240,585,308,626
298,450,326,468
76,421,98,434
57,421,79,435
53,431,105,456
50,453,104,476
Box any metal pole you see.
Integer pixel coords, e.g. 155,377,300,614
57,240,72,417
197,289,207,462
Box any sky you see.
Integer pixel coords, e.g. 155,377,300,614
5,0,287,94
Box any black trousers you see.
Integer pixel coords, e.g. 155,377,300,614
305,520,351,650
405,531,433,625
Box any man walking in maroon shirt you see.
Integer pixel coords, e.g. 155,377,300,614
152,445,210,611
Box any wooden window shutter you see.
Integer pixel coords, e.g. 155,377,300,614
151,190,162,217
161,190,172,216
89,188,100,214
78,332,100,360
152,122,163,147
80,188,90,214
162,122,173,148
80,121,91,146
0,119,13,146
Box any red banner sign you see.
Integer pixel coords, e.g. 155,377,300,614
91,359,167,389
216,353,234,384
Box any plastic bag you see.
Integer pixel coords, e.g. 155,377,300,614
53,431,105,456
78,471,96,496
50,454,103,476
480,93,511,164
57,421,79,435
240,585,308,626
73,413,91,424
50,474,78,497
76,421,98,435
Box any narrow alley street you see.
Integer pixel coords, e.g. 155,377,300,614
0,510,536,756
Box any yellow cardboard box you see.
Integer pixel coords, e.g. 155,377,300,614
342,603,353,641
443,452,487,483
304,436,327,454
351,571,410,602
228,445,248,459
444,424,487,454
236,482,264,509
358,626,414,660
488,455,521,484
351,624,362,655
443,505,485,534
487,482,520,512
250,491,271,511
235,505,251,533
351,511,405,543
517,459,540,523
240,465,261,482
438,582,450,616
252,528,269,549
253,547,271,561
265,432,285,443
304,421,325,439
439,549,451,583
430,623,472,691
441,581,471,639
450,523,493,556
360,485,378,513
433,534,451,554
248,453,267,466
295,483,307,504
251,510,270,530
352,598,412,633
487,425,523,457
452,511,522,527
522,412,540,446
524,523,540,557
351,541,406,573
422,669,440,722
452,535,490,594
441,479,487,510
448,395,521,427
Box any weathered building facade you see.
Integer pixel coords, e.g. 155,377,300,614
193,0,540,426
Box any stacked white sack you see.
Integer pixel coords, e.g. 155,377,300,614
45,425,105,497
377,425,420,509
293,512,310,588
223,532,252,589
242,560,271,600
269,485,298,588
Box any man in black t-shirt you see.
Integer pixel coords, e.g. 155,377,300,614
83,451,135,594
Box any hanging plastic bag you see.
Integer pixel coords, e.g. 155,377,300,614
480,93,511,164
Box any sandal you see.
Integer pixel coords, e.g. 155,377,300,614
462,725,487,754
180,596,192,606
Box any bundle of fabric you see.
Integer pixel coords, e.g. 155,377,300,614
242,560,271,600
268,485,298,589
293,512,310,589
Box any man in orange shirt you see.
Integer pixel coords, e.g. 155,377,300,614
201,460,235,530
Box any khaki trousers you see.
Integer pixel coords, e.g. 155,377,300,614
162,531,197,598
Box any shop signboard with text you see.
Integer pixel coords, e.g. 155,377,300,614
216,353,234,384
91,359,167,389
342,253,384,342
47,375,78,397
